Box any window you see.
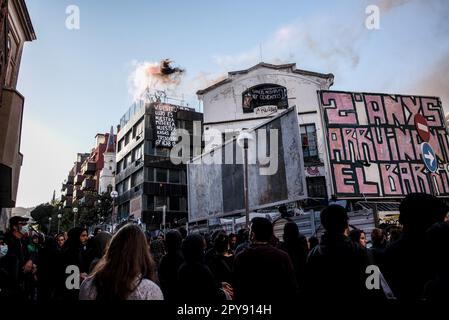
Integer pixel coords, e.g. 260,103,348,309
169,196,180,211
123,177,131,192
131,169,143,187
145,168,154,182
147,195,154,211
125,153,133,167
306,177,328,198
119,202,130,219
117,182,124,194
145,141,154,156
169,169,181,184
181,170,187,184
133,118,144,139
133,143,143,161
125,132,131,146
5,30,19,87
155,148,169,157
116,160,122,174
118,139,124,152
300,124,319,162
155,168,167,182
154,196,167,209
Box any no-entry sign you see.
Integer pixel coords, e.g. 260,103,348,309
414,114,430,142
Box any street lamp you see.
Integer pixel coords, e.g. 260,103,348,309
57,213,62,234
73,207,78,228
155,205,167,235
48,217,52,235
237,130,255,228
110,190,118,228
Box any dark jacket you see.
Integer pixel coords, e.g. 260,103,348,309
383,232,433,301
306,233,369,301
278,238,308,294
205,248,234,284
177,262,225,302
233,243,298,301
158,250,184,301
1,232,30,299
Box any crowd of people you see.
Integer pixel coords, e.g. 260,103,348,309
0,192,448,302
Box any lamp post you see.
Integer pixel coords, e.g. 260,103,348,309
110,191,118,230
237,130,255,228
48,217,52,235
156,205,167,235
57,213,62,234
73,207,78,228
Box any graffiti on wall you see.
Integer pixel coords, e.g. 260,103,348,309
242,84,288,114
319,90,449,198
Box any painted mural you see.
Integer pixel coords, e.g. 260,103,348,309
319,90,449,198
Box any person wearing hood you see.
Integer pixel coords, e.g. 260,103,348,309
60,227,92,300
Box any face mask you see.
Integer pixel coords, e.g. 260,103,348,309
0,244,8,257
20,224,30,234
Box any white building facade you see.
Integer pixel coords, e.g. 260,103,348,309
197,62,334,201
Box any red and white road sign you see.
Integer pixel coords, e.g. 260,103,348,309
414,114,430,142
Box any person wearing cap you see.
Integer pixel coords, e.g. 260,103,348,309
2,216,34,299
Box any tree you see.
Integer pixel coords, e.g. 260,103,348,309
31,203,56,234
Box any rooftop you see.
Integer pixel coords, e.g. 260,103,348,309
196,62,334,95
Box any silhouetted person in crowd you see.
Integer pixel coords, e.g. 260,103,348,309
278,222,309,295
177,234,227,302
368,228,387,267
150,236,165,267
93,228,102,237
178,227,188,240
349,229,366,248
228,233,237,254
37,236,58,301
233,217,297,301
80,224,163,300
89,231,112,273
60,227,92,300
2,216,33,299
158,230,184,301
308,236,319,251
307,205,370,301
387,226,402,245
423,221,449,302
383,193,449,302
205,231,234,284
235,228,250,255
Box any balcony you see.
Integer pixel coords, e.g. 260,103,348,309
73,188,84,199
81,178,96,191
65,185,73,196
80,194,95,207
81,161,96,176
63,196,73,208
74,174,85,185
66,175,74,185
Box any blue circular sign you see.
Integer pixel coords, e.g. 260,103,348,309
421,142,437,173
